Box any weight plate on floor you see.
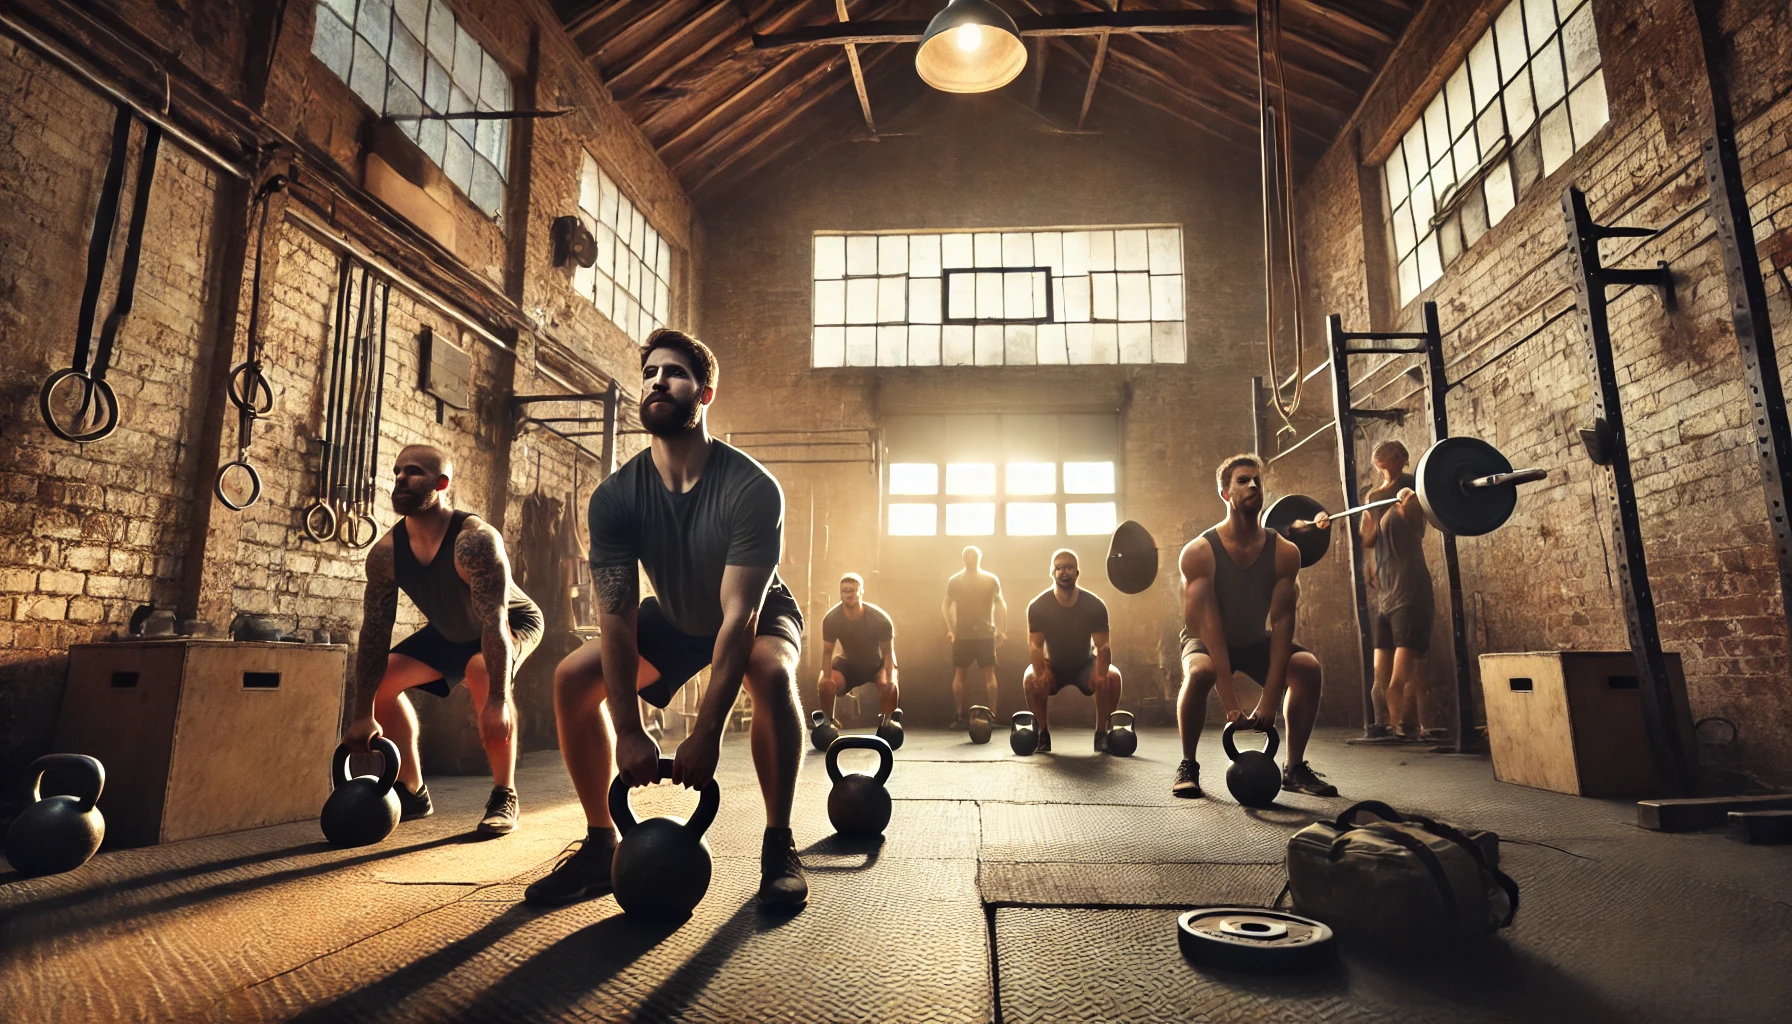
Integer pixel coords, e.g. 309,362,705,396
1416,436,1516,537
1261,494,1329,567
1177,907,1336,973
1107,519,1159,594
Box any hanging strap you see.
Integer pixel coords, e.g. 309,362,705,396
89,121,162,383
72,105,134,375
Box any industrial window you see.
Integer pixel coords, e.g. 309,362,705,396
1383,0,1606,306
573,152,674,344
311,0,511,216
883,414,1120,538
811,227,1186,367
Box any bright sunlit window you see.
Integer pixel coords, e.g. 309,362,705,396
888,503,939,535
1063,461,1116,494
946,463,997,495
889,463,940,495
1066,502,1119,536
886,456,1117,537
1006,462,1056,495
1007,502,1058,536
573,152,673,344
946,502,997,536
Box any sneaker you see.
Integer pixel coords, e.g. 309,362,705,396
758,827,808,912
1036,729,1052,754
1363,722,1393,740
524,834,615,907
948,714,969,731
478,786,519,835
396,780,433,821
1094,729,1108,754
1282,760,1339,797
1172,759,1203,798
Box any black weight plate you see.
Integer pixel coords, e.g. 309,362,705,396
1261,494,1329,567
1107,519,1159,594
1177,907,1336,973
1416,436,1515,537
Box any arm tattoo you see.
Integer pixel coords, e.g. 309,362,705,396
456,524,516,702
353,541,399,713
592,564,639,616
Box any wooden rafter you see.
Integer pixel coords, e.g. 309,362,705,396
836,0,875,134
752,9,1255,50
1076,0,1119,130
603,0,738,99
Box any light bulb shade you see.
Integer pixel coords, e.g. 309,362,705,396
916,0,1028,94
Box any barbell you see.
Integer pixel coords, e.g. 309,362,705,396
1264,437,1549,567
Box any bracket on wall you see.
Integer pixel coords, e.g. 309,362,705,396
511,381,622,474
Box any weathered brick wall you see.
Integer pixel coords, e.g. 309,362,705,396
1285,0,1792,784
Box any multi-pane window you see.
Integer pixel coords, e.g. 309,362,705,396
886,460,1118,537
572,153,673,344
311,0,511,216
811,227,1186,367
1384,0,1607,305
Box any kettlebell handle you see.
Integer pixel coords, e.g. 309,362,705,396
826,734,894,785
810,709,828,727
1221,719,1280,761
28,753,105,812
331,738,401,796
608,758,721,840
1012,711,1037,728
1108,711,1134,728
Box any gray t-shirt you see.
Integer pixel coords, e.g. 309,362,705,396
1369,472,1432,613
822,602,893,671
1027,587,1109,674
946,571,1001,639
587,442,785,636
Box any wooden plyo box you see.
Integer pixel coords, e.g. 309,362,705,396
1479,651,1695,797
55,640,347,847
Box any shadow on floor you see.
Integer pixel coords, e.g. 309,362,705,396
1344,936,1628,1024
0,840,322,915
800,834,885,871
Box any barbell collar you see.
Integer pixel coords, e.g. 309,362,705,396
1464,468,1549,490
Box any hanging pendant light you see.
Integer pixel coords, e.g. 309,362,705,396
915,0,1028,94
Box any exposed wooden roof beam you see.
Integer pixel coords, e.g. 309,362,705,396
604,1,738,98
752,9,1254,50
1285,0,1395,47
564,0,637,41
660,50,848,165
837,0,876,135
1077,32,1111,129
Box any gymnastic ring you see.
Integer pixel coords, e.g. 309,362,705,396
214,459,263,511
39,369,120,444
341,512,379,549
302,500,340,543
227,362,275,416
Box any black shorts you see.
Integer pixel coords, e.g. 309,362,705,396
1179,630,1308,687
1375,602,1433,654
635,580,805,709
391,606,545,698
1047,660,1098,696
831,656,886,692
953,636,998,668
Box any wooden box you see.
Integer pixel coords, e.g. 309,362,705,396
55,640,347,847
1479,651,1695,797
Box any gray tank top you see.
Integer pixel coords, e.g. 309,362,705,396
1203,526,1276,649
1372,472,1432,612
393,511,538,644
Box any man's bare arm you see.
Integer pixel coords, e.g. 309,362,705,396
1092,629,1112,680
941,593,956,636
455,521,515,704
696,564,777,734
1028,631,1051,680
593,564,643,736
353,534,399,718
1179,539,1241,716
879,637,896,683
994,585,1009,638
1255,538,1303,720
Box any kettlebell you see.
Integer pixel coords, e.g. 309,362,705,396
875,708,905,751
967,705,994,745
609,758,721,918
826,735,894,839
320,738,402,847
1010,711,1040,756
809,709,840,751
1222,720,1282,808
1106,711,1138,757
4,754,106,877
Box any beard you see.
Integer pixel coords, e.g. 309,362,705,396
391,486,438,516
641,392,700,437
1054,576,1077,591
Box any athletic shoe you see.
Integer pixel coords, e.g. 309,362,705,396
1362,722,1393,740
396,780,433,821
948,715,968,731
1282,760,1339,797
477,786,519,835
758,827,808,912
1172,760,1203,798
523,835,614,907
1036,729,1052,754
1094,729,1108,754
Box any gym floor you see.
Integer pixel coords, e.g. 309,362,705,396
3,727,1789,1023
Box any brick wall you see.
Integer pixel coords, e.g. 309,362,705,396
1283,0,1792,785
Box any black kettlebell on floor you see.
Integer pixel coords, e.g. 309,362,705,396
1106,711,1138,757
4,754,106,877
876,708,905,751
1223,720,1282,808
320,738,402,847
1010,711,1040,756
967,705,994,745
810,710,840,751
826,735,894,839
610,758,721,919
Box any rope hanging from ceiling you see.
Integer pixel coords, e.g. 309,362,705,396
1256,0,1306,428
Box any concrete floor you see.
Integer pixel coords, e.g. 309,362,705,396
3,726,1790,1023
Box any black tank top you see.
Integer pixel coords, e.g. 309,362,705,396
1202,526,1277,649
392,511,538,644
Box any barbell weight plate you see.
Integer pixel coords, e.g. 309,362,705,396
1176,907,1336,973
1107,519,1159,594
1415,436,1517,537
1261,494,1329,568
